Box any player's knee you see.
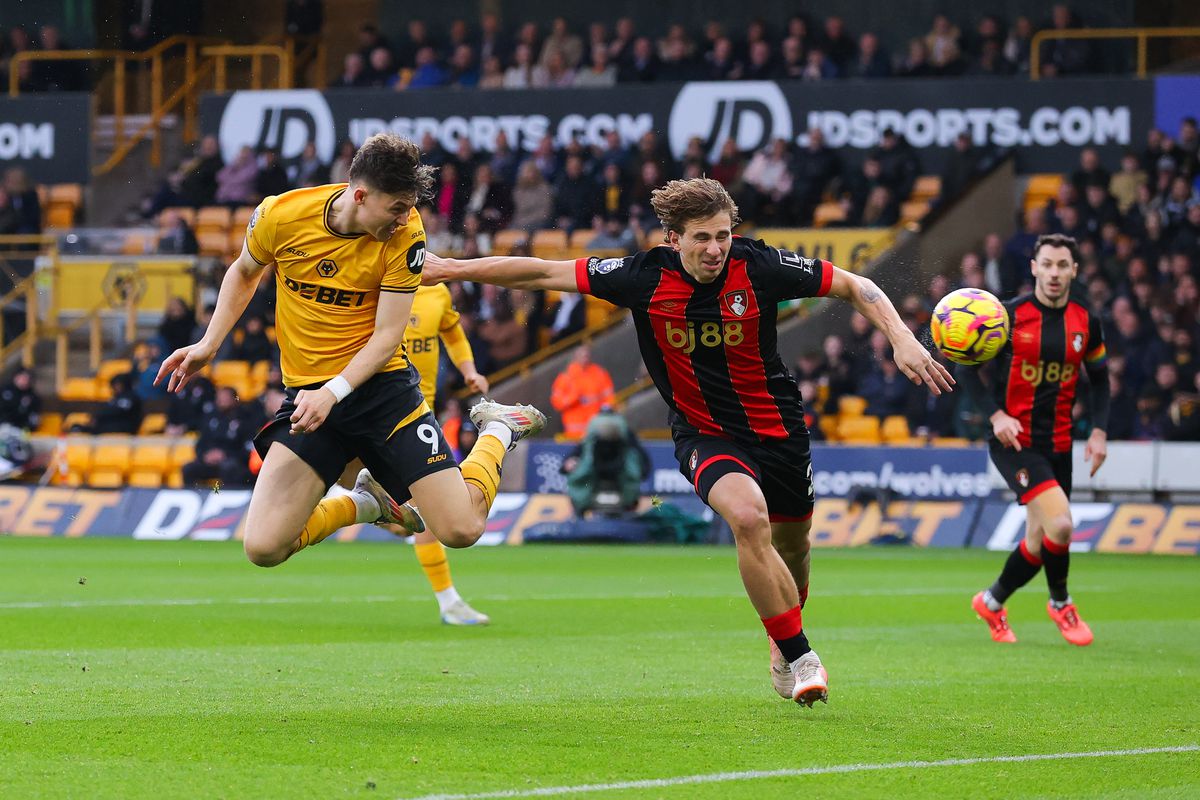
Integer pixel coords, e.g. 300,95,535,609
243,538,287,567
437,518,485,548
1045,513,1073,544
725,503,771,541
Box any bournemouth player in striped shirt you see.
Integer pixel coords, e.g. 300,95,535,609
961,234,1109,646
422,178,954,707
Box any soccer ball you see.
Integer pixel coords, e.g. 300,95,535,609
930,288,1010,365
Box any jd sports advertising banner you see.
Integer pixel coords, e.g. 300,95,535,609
0,93,91,183
200,78,1154,174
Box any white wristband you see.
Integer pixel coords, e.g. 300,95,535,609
324,375,352,403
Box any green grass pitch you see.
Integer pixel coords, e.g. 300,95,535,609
1,537,1198,799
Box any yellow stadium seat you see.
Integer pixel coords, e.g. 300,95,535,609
1024,174,1064,213
97,359,132,384
911,175,941,201
881,415,911,443
59,377,100,402
62,412,93,434
818,415,840,442
568,228,596,253
61,438,93,486
128,442,171,488
531,229,568,260
813,202,847,228
48,183,83,206
212,360,251,389
198,231,228,257
232,205,256,230
901,200,931,225
122,232,153,255
585,296,619,328
492,228,527,255
227,227,246,254
932,437,972,447
837,395,867,417
138,413,168,435
194,205,232,235
159,207,196,228
837,415,881,444
168,440,197,488
46,205,76,228
88,438,132,488
36,412,63,436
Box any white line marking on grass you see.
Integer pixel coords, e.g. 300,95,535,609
396,745,1200,800
0,595,403,609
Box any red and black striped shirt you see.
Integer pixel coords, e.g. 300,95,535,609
980,294,1108,453
576,237,832,444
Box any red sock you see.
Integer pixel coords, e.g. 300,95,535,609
762,606,810,662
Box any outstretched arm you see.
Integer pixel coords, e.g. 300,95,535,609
423,252,580,292
826,266,955,395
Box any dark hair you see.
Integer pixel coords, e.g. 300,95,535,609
650,177,740,236
1033,233,1079,263
348,133,436,201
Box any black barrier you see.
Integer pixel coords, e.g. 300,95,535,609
0,94,91,183
200,78,1154,174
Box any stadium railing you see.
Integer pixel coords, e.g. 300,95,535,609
1030,26,1200,79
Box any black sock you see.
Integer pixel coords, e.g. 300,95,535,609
775,630,811,663
989,540,1042,605
1041,537,1071,604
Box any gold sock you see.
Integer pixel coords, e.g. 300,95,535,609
460,434,506,511
291,495,358,555
415,540,453,592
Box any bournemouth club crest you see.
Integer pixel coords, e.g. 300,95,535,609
689,449,699,473
724,290,748,317
1072,332,1084,353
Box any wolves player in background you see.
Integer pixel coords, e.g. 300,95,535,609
962,233,1109,646
157,133,544,570
421,178,954,707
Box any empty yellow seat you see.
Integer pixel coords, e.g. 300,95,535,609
837,395,867,417
138,413,168,435
59,377,100,402
813,202,847,228
901,200,930,224
168,440,197,488
881,415,911,443
531,229,568,260
837,415,881,444
36,412,63,436
195,205,232,235
60,439,93,486
88,439,132,488
129,442,171,488
492,228,528,255
911,175,941,201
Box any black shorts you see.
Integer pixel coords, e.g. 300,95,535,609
989,441,1072,504
674,433,815,522
254,370,457,502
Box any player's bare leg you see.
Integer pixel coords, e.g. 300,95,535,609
1027,488,1093,645
769,519,818,698
708,473,827,706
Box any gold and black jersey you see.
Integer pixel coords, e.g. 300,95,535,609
405,283,474,404
245,184,425,387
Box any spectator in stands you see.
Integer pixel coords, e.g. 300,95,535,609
432,161,468,232
75,374,142,435
0,189,19,236
0,368,40,432
540,17,583,69
511,160,554,231
822,333,858,405
820,16,856,75
35,26,86,91
285,0,323,37
1003,16,1033,73
858,186,899,227
742,40,775,81
478,12,510,66
703,37,742,81
395,20,434,70
407,46,447,88
532,49,575,88
157,209,198,255
898,38,935,78
1071,147,1111,195
548,290,587,343
328,140,356,185
940,132,981,201
589,214,637,252
355,23,390,64
575,44,617,88
331,52,371,89
478,56,505,89
742,138,794,225
1081,181,1121,239
166,372,215,435
1038,4,1091,77
872,129,920,202
366,46,398,88
596,162,630,222
287,141,328,188
852,32,891,78
619,37,658,83
254,149,290,200
463,164,512,233
215,146,258,207
447,44,480,88
801,48,837,81
846,156,886,222
489,131,520,184
553,155,599,232
924,14,963,75
158,297,195,355
967,37,1014,77
608,17,636,66
477,290,526,368
787,129,838,219
182,386,255,488
503,43,536,89
2,168,40,234
231,315,274,364
177,135,223,207
551,344,615,440
710,139,746,196
1109,150,1147,214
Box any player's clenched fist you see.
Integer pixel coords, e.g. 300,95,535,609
289,388,337,435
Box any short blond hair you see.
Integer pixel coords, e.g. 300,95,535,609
650,178,740,237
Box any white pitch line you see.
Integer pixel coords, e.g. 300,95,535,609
396,745,1200,800
0,585,1119,611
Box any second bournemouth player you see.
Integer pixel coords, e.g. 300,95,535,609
962,233,1109,646
157,133,545,570
422,178,954,706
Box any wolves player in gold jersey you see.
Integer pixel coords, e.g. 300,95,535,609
388,283,492,625
156,133,545,569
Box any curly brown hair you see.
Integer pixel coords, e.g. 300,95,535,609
650,178,740,237
348,133,436,201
